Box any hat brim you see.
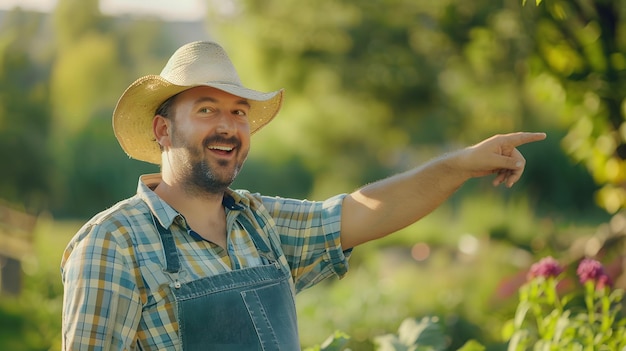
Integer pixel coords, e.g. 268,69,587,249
112,75,283,164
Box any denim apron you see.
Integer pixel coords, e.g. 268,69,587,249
153,212,300,350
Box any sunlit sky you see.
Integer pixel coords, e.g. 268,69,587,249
0,0,207,21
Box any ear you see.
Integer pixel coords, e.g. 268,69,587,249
153,115,171,148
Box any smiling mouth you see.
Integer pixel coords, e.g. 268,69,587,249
208,145,234,152
207,145,236,157
203,136,240,156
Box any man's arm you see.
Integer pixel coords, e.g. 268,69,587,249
61,225,142,350
339,132,547,249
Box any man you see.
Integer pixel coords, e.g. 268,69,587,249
61,41,546,350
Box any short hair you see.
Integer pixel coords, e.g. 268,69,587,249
155,94,178,120
154,94,179,150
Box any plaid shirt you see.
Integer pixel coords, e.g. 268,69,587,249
61,174,351,350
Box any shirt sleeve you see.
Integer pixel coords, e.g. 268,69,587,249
61,221,142,350
259,193,352,293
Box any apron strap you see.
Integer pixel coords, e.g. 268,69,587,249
225,194,280,263
236,215,271,254
150,212,181,273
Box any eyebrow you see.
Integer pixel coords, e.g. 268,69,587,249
195,96,251,108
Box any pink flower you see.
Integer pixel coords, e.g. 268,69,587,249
576,258,613,289
596,274,613,290
527,257,564,280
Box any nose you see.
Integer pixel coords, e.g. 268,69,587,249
215,113,236,135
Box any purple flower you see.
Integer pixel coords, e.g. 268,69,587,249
576,258,611,288
527,256,564,280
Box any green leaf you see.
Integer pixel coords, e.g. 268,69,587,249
374,334,412,351
456,339,486,351
508,330,530,351
553,310,571,342
320,331,350,351
502,320,516,340
397,317,446,350
514,301,532,329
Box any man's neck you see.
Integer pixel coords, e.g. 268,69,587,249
154,177,228,247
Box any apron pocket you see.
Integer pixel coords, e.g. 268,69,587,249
241,280,299,350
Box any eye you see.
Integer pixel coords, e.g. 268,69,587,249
233,109,248,117
199,106,215,114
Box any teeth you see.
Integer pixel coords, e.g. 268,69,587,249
208,145,233,151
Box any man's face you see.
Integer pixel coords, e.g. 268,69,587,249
162,86,251,194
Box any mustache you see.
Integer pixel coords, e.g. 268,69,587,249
202,135,241,149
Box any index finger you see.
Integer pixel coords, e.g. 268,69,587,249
502,132,547,147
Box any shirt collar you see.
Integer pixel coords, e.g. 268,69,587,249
136,173,250,228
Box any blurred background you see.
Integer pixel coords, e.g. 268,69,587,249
0,0,624,349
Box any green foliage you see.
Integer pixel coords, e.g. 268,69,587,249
295,194,599,350
0,0,609,217
232,155,315,198
521,0,626,213
0,9,52,211
53,0,103,49
304,257,626,351
210,0,556,199
307,317,487,351
504,259,626,350
0,2,182,217
55,114,157,217
304,331,351,351
304,317,449,351
0,216,70,351
455,340,486,351
374,317,446,351
49,34,125,135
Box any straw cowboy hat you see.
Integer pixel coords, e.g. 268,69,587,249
112,41,284,164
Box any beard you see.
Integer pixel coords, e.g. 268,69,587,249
170,127,247,196
186,153,242,194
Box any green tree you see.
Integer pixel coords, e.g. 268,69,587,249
522,0,626,213
53,0,103,49
0,8,53,211
48,1,184,216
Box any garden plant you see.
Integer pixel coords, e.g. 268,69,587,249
505,257,625,350
308,257,625,350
